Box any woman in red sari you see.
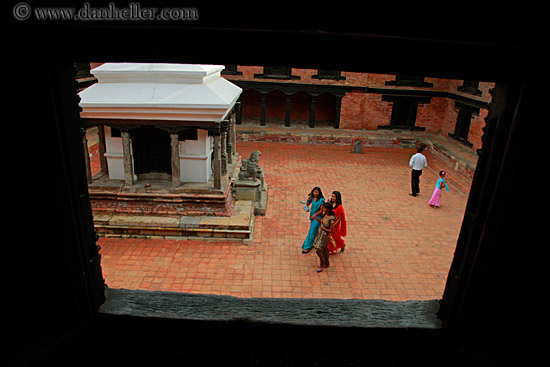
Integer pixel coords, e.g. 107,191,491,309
327,191,347,254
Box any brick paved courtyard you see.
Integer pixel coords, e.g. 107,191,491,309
97,140,473,301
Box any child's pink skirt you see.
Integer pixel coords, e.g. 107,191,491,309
428,187,442,207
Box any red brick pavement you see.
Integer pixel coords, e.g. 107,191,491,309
95,141,473,301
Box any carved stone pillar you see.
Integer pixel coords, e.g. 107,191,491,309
260,92,267,126
121,130,135,186
231,112,237,156
220,120,228,175
285,93,292,127
226,118,233,165
97,124,108,173
236,101,242,125
170,132,181,187
309,94,318,128
213,134,221,190
334,94,343,129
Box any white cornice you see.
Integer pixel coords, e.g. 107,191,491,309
79,63,242,122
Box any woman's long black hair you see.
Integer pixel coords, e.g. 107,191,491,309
323,202,335,216
310,186,325,201
332,191,342,208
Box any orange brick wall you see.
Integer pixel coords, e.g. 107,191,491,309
340,92,365,130
85,63,491,154
469,109,488,152
225,66,494,153
417,97,453,133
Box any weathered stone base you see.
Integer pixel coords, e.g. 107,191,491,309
89,177,235,217
94,200,255,240
88,154,267,241
234,179,268,216
238,128,431,150
428,140,477,179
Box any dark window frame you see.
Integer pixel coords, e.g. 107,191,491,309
385,75,434,87
448,102,479,146
378,95,430,130
312,69,346,81
457,80,483,96
15,21,546,365
221,65,243,76
254,66,300,80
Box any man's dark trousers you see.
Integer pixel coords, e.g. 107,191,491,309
411,169,422,196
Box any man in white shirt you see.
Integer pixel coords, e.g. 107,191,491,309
409,146,428,197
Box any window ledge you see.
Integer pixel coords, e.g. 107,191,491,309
385,80,434,88
311,75,346,81
99,288,442,329
378,125,427,131
448,133,474,147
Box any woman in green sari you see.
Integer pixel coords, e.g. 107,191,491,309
301,186,325,254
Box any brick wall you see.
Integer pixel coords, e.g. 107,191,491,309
417,97,454,133
340,92,365,130
223,66,494,154
362,93,392,130
469,109,488,152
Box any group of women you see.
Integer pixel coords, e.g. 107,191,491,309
301,187,347,273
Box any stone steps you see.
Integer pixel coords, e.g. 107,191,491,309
94,200,255,241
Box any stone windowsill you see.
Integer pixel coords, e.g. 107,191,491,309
99,288,442,329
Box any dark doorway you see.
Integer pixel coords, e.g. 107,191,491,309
390,100,418,128
380,96,429,131
454,109,472,140
130,126,171,176
450,107,475,146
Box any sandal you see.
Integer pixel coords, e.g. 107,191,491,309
316,266,326,273
302,248,312,254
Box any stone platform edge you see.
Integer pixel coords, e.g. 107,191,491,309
94,200,255,241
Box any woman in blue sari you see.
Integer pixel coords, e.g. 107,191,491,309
302,186,325,254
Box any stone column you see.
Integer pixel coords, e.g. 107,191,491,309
121,130,135,186
309,94,318,128
226,118,233,165
213,134,222,190
230,111,236,156
334,95,343,129
236,101,242,125
260,92,267,126
220,121,228,175
82,127,93,184
97,124,108,173
170,132,181,187
285,93,292,127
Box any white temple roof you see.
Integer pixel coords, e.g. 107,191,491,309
78,63,242,122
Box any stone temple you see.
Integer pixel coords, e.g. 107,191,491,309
79,63,266,240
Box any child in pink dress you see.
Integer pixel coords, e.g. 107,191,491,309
428,171,449,208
